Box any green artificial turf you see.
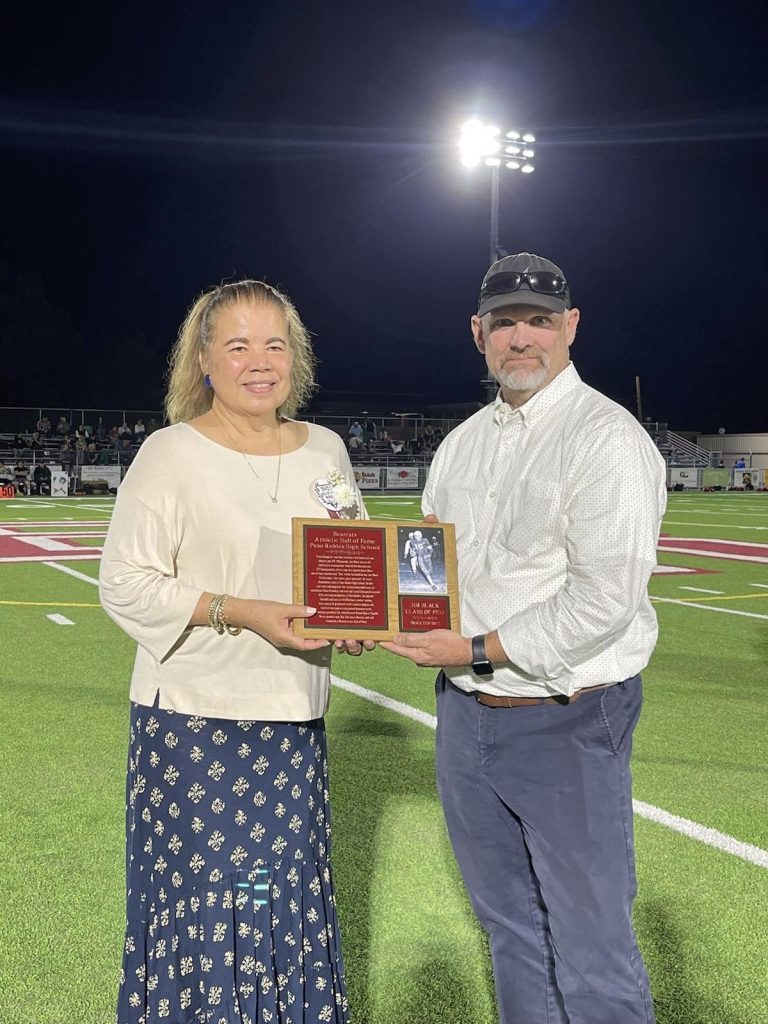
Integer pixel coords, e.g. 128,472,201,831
1,493,767,1022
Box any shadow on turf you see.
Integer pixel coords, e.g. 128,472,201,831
638,898,743,1024
329,712,497,1024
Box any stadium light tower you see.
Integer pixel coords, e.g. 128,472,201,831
459,118,536,266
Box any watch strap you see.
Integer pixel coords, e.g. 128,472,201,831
471,634,494,676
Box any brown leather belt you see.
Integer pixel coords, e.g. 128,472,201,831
472,682,615,708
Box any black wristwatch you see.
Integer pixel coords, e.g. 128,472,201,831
471,634,494,676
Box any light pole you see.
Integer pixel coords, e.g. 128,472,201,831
458,119,536,266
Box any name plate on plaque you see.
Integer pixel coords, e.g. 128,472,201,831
292,518,460,640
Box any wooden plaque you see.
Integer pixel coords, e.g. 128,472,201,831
292,518,460,640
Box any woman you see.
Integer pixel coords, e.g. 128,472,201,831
100,279,366,1024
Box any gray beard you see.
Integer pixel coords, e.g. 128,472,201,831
497,360,549,392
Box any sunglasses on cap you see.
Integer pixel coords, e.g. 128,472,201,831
480,271,569,300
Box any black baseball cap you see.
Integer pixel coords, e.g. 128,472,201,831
477,252,571,317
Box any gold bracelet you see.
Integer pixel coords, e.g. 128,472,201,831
218,595,243,636
208,594,226,634
207,593,221,628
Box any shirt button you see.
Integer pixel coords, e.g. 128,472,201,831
489,490,497,498
473,540,480,547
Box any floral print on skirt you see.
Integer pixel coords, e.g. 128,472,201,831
118,702,349,1024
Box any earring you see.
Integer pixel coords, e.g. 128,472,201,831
203,374,212,388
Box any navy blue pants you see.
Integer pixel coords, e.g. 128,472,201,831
435,673,655,1024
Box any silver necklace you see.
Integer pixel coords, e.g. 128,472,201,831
216,412,282,503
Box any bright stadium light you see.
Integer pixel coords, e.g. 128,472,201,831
459,119,502,168
458,117,537,264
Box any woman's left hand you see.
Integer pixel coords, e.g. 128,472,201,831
334,639,376,656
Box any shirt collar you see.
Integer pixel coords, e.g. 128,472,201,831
492,363,581,427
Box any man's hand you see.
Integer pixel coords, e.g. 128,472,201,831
380,629,471,668
333,639,376,656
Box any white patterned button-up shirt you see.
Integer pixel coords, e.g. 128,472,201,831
423,363,667,697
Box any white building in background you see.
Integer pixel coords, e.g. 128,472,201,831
696,433,768,470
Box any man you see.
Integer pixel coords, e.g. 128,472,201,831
383,253,665,1024
407,529,437,589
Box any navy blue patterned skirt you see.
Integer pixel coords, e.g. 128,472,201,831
118,701,349,1024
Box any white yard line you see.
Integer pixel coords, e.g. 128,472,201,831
330,674,768,869
664,521,768,531
650,596,768,621
678,586,724,594
46,613,74,626
658,547,768,565
671,512,768,520
750,583,768,589
42,561,100,585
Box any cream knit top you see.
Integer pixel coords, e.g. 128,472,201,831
99,422,363,721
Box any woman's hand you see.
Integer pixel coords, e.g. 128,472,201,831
190,594,331,651
241,601,331,651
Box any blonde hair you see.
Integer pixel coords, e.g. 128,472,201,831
165,280,316,424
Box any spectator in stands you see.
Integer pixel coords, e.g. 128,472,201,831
348,420,363,443
86,442,100,465
0,461,13,483
60,439,75,470
118,421,133,441
348,432,365,456
99,277,364,1024
108,425,120,444
390,437,405,455
56,416,70,436
735,457,746,469
117,437,134,465
33,463,51,495
382,251,665,1024
363,417,377,443
95,416,106,440
147,416,160,434
98,443,113,466
29,431,43,450
133,417,146,441
13,461,30,495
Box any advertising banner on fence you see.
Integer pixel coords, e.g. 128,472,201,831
701,468,730,489
352,467,381,490
732,469,764,490
669,467,698,488
386,466,420,490
80,465,122,491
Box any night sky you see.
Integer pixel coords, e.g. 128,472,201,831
2,0,767,430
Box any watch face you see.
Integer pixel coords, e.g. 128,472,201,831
472,660,494,677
